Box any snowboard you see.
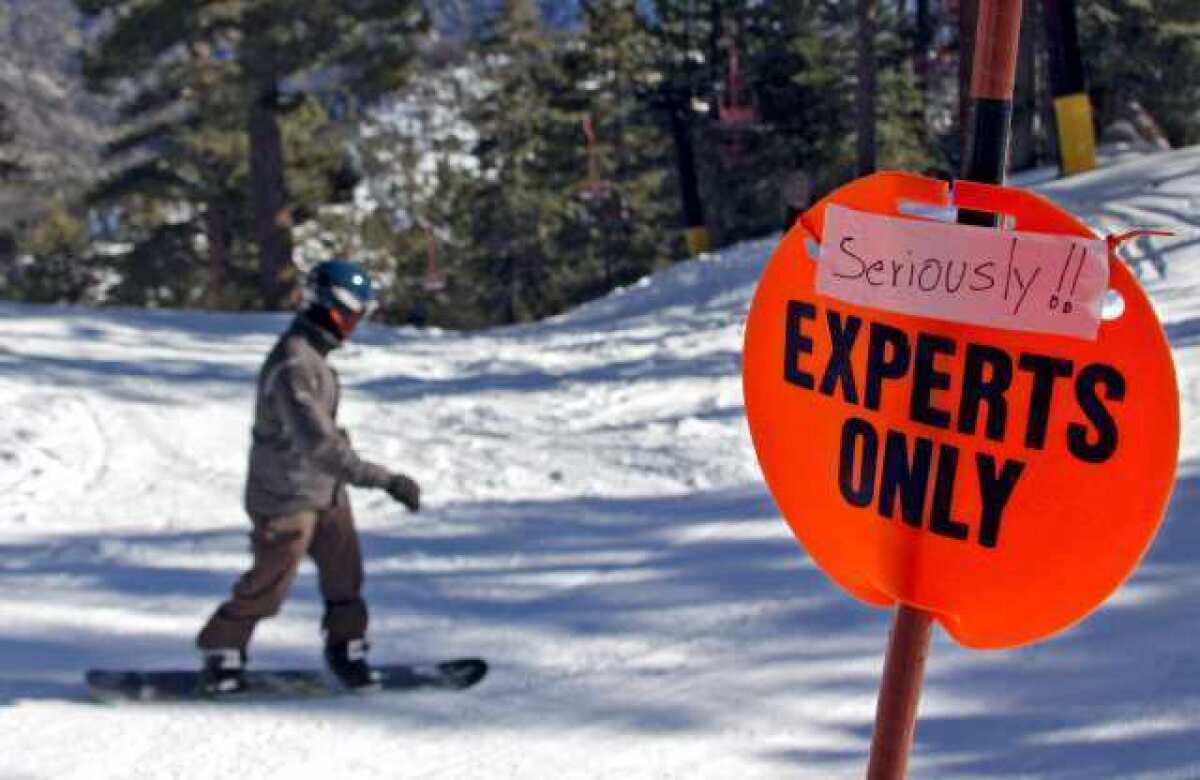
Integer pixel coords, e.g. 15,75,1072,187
86,658,487,703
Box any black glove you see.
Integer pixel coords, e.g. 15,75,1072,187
386,473,421,513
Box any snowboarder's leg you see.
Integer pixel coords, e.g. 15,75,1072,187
196,510,318,651
310,491,378,689
310,490,368,645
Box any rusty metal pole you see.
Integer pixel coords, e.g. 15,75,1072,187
961,0,1025,209
866,606,933,779
865,3,1024,778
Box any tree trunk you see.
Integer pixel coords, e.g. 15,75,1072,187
505,254,518,325
1030,0,1060,166
856,0,878,176
959,0,979,153
669,106,708,256
915,0,932,89
248,83,294,310
1010,0,1038,171
204,197,231,309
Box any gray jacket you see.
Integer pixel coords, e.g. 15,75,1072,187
244,316,391,517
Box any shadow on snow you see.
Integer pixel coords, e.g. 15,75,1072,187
0,472,1197,776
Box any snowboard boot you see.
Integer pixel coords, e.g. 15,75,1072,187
324,638,382,691
200,648,247,696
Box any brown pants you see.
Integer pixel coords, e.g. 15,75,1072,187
197,493,367,651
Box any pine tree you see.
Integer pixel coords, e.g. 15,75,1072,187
76,0,429,309
641,0,718,254
651,2,838,241
856,0,879,176
570,0,675,294
873,4,936,174
85,51,343,309
743,1,854,194
636,2,934,246
348,50,478,327
719,1,850,238
9,204,93,304
776,1,932,185
452,0,578,324
1078,0,1200,147
85,37,249,308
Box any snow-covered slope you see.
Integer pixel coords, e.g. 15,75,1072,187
2,148,1200,779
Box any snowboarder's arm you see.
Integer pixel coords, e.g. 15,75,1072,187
271,358,392,489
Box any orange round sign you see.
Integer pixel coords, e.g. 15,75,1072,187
743,172,1179,649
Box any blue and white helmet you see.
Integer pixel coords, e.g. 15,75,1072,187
302,259,377,316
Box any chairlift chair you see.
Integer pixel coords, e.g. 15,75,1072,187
575,116,632,230
715,30,761,166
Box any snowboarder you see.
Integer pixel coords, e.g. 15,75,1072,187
196,259,421,695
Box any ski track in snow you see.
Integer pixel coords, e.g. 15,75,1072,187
3,148,1200,778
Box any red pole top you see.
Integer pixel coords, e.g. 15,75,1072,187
970,0,1023,100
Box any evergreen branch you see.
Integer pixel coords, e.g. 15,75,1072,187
103,115,198,158
75,0,127,16
87,160,200,205
82,0,204,88
118,83,187,122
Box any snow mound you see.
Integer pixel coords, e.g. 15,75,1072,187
554,238,776,329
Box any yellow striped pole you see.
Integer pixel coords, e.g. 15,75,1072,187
1041,0,1096,175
